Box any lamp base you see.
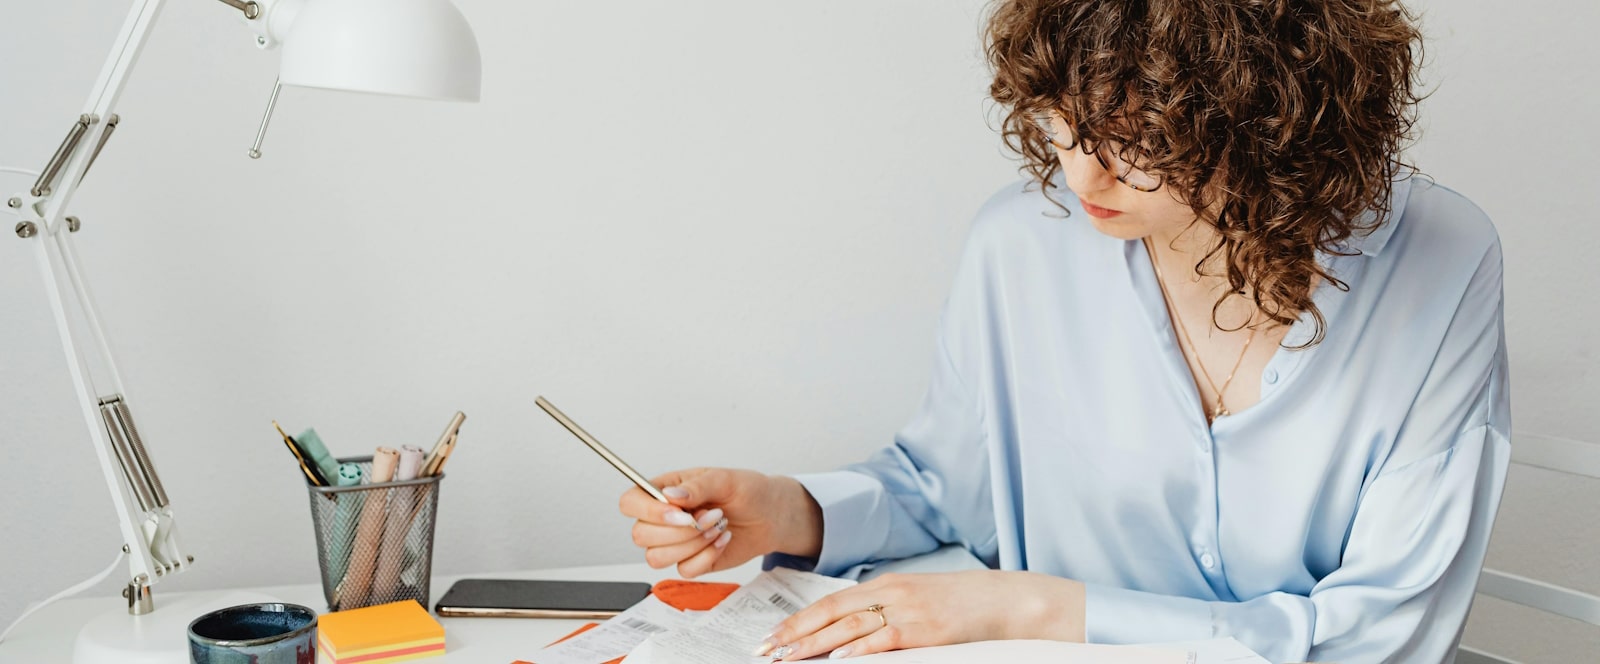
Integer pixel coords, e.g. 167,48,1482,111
72,590,280,664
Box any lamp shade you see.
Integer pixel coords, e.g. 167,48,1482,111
279,0,481,102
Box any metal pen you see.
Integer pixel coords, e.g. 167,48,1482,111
534,396,671,503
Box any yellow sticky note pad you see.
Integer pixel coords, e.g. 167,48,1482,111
317,600,445,664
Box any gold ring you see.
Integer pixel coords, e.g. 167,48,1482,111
865,603,887,628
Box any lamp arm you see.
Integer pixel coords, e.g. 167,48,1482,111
11,0,306,611
23,1,160,232
21,0,298,227
23,224,189,614
8,0,194,615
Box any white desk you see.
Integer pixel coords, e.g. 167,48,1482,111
0,561,764,663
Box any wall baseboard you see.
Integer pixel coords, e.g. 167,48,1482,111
1512,432,1600,480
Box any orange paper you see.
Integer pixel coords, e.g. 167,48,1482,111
650,579,740,611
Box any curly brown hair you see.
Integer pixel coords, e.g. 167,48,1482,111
986,0,1424,346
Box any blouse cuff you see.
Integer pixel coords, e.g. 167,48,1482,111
761,470,890,578
1084,582,1214,645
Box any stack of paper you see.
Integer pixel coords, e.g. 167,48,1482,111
516,580,741,664
517,568,1269,664
317,599,445,664
624,568,853,664
522,595,698,664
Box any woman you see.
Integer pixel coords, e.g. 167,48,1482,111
620,1,1509,661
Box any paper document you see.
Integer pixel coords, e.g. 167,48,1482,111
625,567,855,664
602,551,1269,664
529,596,701,664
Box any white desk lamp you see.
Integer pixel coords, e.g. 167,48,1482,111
2,0,478,661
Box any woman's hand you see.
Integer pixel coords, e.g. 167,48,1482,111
755,570,1086,660
618,467,823,578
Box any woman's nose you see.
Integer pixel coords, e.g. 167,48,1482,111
1059,146,1117,194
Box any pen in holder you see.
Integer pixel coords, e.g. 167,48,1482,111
306,455,443,611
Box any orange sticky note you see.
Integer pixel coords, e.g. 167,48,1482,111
317,600,444,664
650,579,740,611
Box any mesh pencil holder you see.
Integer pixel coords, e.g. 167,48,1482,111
306,456,443,611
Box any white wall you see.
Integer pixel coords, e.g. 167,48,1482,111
1406,2,1600,657
2,0,1594,659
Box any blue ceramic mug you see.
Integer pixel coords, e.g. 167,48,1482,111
187,602,317,664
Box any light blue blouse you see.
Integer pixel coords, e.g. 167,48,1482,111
776,175,1511,663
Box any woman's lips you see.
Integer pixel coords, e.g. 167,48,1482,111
1082,200,1122,218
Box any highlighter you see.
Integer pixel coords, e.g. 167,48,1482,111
295,428,343,488
327,463,365,592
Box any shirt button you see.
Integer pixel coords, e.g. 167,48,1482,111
1264,368,1279,384
1200,553,1216,569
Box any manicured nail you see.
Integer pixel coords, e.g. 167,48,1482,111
714,530,732,549
663,510,696,528
770,644,794,660
663,486,689,500
696,508,725,531
703,517,728,539
751,640,775,657
830,646,853,659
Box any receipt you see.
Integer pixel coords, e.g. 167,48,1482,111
531,595,700,664
627,568,856,664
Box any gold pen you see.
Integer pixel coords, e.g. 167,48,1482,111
534,395,670,503
273,420,327,487
421,411,465,477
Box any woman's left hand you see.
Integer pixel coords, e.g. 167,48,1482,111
755,570,1086,660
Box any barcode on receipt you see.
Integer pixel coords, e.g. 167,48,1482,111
621,618,667,634
766,593,801,614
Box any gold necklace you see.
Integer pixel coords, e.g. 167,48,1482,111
1144,238,1258,421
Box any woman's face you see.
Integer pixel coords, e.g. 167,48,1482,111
1043,115,1201,242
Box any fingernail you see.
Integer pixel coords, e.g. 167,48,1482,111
830,646,853,659
702,517,728,539
696,508,725,531
663,486,689,499
770,645,794,660
751,640,775,657
714,530,732,549
663,510,696,528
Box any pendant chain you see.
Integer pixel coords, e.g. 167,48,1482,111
1145,239,1258,420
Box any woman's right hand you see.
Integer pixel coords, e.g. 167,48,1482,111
619,468,823,578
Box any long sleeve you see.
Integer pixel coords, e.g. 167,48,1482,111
1086,230,1512,663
